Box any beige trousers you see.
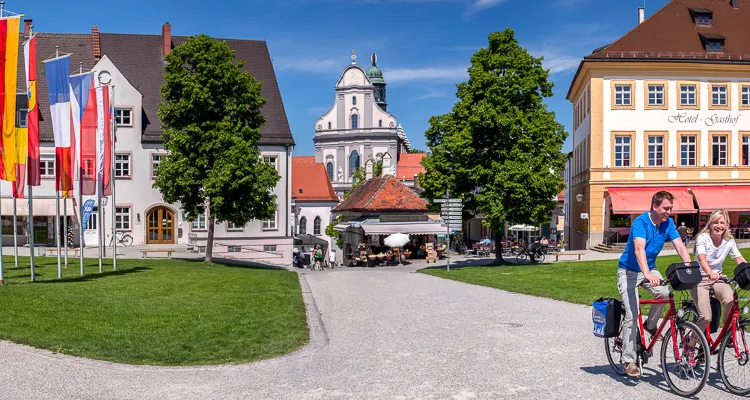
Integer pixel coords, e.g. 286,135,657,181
689,277,733,332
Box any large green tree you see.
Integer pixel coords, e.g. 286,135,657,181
420,28,568,259
155,34,279,263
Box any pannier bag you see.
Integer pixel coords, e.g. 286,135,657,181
666,262,701,290
592,297,622,338
735,263,750,290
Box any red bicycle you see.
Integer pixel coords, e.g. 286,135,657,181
604,279,710,397
682,275,750,395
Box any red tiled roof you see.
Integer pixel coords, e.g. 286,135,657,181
586,0,750,61
292,157,338,201
396,153,426,181
332,175,428,212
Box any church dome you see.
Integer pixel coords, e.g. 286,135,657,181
366,53,385,84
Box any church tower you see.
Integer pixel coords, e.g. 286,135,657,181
366,53,387,111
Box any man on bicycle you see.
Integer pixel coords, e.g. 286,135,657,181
617,190,692,377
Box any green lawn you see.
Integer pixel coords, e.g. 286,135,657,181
419,249,750,306
0,256,307,366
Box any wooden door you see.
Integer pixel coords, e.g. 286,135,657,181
146,207,175,244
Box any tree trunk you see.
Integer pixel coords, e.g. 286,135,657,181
205,215,215,264
495,243,504,262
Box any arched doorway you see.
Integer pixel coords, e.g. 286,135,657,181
146,206,175,244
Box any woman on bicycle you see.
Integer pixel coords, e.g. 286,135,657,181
689,209,746,334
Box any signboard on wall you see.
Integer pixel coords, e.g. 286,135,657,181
667,112,742,127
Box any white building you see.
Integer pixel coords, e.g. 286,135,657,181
291,157,339,257
18,21,295,265
313,52,418,197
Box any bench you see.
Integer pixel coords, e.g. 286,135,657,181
45,247,81,257
555,251,585,262
139,249,174,259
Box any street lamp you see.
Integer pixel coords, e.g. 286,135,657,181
576,193,590,250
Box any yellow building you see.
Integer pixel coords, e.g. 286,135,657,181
566,0,750,250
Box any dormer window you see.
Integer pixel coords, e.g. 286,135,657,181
689,8,713,26
700,33,725,52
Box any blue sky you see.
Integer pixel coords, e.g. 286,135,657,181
24,0,670,155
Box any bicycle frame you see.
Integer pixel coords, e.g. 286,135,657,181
701,287,750,359
637,297,684,363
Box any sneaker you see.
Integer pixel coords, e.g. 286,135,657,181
625,362,641,377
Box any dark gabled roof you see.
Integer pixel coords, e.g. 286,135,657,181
699,32,725,40
332,175,428,213
585,0,750,61
25,29,294,146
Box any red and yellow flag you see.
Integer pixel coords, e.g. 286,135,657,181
0,16,21,182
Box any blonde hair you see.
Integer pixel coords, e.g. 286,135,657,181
693,209,734,254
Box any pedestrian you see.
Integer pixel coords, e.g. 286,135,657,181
677,222,690,246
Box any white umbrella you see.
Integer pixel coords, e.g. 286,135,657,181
384,233,410,248
508,224,539,232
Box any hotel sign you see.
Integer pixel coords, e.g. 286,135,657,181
667,112,742,127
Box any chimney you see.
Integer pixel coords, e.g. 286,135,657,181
638,7,645,24
23,19,32,36
732,0,739,8
365,159,373,181
92,26,101,60
162,22,172,57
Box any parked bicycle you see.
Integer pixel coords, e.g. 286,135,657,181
515,246,545,263
108,231,133,247
595,263,710,397
681,267,750,395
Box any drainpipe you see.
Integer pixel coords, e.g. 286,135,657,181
286,144,291,238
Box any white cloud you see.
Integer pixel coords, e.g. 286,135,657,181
413,87,451,100
535,53,580,75
384,66,468,83
273,57,341,73
467,0,508,13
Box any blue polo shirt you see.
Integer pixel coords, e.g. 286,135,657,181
618,212,680,272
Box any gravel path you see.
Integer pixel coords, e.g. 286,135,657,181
0,262,736,399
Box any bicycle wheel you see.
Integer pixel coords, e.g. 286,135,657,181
604,315,627,376
121,235,133,247
516,252,527,264
718,319,750,395
660,320,710,397
536,252,545,263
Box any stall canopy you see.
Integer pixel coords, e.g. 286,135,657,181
360,222,447,235
690,185,750,212
0,198,76,216
608,186,696,214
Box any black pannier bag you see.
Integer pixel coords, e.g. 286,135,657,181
734,262,750,290
592,297,622,338
666,262,701,290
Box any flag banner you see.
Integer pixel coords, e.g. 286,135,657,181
97,86,112,197
24,35,40,187
43,54,72,193
81,199,95,230
0,16,21,182
12,124,27,198
71,72,96,195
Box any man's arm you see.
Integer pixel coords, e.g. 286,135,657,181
634,238,660,285
671,237,692,263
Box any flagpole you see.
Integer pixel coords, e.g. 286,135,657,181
28,185,35,280
12,197,17,269
111,85,117,271
56,191,61,278
0,183,4,285
97,198,102,273
63,199,68,267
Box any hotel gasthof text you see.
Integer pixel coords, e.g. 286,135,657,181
565,0,750,250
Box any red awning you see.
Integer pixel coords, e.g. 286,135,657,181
690,186,750,212
608,187,696,214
